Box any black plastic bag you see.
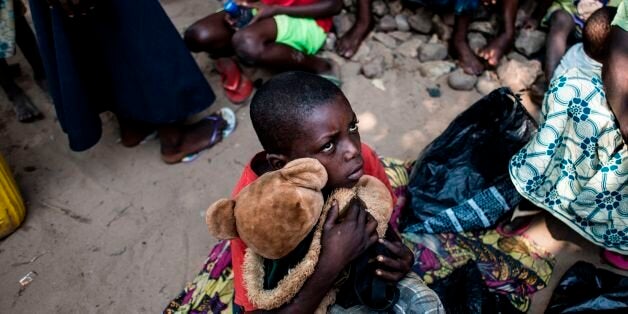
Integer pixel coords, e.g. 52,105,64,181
401,88,536,233
430,262,522,314
546,261,628,313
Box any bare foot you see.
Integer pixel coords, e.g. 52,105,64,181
336,24,371,59
13,93,43,123
454,40,484,75
160,115,226,164
119,120,156,147
479,33,513,67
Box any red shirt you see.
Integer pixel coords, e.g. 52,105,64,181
230,144,396,311
261,0,333,32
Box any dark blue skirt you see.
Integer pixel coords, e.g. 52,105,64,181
29,0,215,151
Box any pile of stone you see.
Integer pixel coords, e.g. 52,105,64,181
324,0,548,95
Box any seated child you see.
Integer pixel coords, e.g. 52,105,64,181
410,0,519,75
184,0,342,102
524,0,620,80
551,6,617,81
230,72,443,312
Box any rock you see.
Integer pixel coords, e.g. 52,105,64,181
467,32,487,54
372,32,397,49
372,0,388,17
393,55,422,72
419,42,448,62
324,33,337,51
333,14,355,38
343,0,353,8
419,60,456,78
448,69,478,91
515,29,546,56
341,61,362,78
469,21,498,36
362,55,385,78
350,42,371,62
427,34,440,44
378,15,397,32
388,31,413,41
408,11,433,34
388,1,403,16
497,59,542,91
432,15,452,41
394,37,424,58
368,41,395,69
395,14,410,32
476,71,501,95
507,51,528,63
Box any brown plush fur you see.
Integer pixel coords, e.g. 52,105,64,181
242,175,392,310
206,158,328,259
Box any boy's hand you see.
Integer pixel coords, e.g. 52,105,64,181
238,1,278,25
319,199,379,274
375,236,414,282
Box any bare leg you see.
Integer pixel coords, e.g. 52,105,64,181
336,0,373,58
544,10,575,80
453,14,484,75
184,11,236,58
478,0,518,66
0,59,42,122
15,13,46,83
233,18,331,73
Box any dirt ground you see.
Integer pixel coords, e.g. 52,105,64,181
0,0,626,313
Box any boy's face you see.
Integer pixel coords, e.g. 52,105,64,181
285,96,363,189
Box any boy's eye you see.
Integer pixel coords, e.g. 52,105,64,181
349,121,359,132
321,142,335,153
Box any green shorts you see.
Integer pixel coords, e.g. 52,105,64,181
273,15,327,55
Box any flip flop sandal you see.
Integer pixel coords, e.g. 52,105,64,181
215,58,242,91
602,250,628,271
116,130,157,145
225,74,254,104
319,74,342,87
495,216,532,237
181,107,237,163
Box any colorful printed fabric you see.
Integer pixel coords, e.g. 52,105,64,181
509,68,628,254
165,240,234,314
403,230,555,312
380,157,414,231
0,0,16,58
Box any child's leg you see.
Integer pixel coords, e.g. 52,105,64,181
184,12,235,58
15,13,46,83
232,18,331,74
336,0,373,58
0,59,42,122
453,14,484,75
544,10,574,81
478,0,518,66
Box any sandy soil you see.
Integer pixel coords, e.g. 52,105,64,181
0,0,625,313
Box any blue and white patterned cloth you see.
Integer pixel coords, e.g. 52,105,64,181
0,0,16,58
509,68,628,254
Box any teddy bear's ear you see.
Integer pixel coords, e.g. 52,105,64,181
205,199,238,239
280,158,328,191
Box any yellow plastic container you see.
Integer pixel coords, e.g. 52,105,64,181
0,154,25,238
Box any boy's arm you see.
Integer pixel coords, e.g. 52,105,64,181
524,0,553,29
249,199,379,313
241,0,343,22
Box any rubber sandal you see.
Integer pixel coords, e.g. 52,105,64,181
602,250,628,271
215,58,253,104
181,107,237,163
319,74,342,87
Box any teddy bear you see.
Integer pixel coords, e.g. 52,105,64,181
205,158,397,312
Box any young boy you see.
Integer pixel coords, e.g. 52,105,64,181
230,72,441,312
184,0,341,79
524,0,620,80
551,6,617,81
